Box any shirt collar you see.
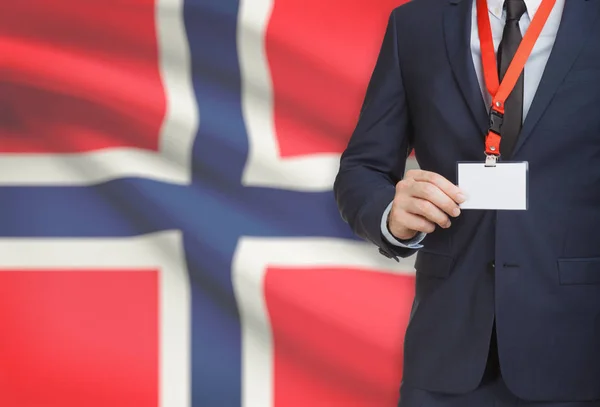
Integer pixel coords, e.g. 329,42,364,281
487,0,543,20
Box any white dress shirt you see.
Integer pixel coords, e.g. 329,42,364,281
381,0,565,248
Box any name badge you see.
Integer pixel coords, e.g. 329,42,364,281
457,162,528,210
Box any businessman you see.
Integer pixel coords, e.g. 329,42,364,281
334,0,600,406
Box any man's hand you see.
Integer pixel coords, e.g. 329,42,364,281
388,170,467,241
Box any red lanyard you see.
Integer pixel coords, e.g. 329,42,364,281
477,0,556,158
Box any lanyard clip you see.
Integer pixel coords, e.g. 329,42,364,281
485,154,498,167
488,109,504,135
485,108,503,159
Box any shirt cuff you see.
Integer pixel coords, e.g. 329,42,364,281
380,201,426,248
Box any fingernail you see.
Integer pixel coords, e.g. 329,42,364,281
453,208,461,217
444,221,452,228
456,193,467,203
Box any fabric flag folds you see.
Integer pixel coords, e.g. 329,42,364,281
0,0,415,405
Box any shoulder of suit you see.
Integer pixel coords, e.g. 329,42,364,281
392,0,447,19
390,0,446,34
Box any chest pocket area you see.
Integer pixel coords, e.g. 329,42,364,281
564,68,600,84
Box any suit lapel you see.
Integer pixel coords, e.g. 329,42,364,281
513,0,600,156
444,0,489,137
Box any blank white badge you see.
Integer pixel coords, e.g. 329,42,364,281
457,162,528,210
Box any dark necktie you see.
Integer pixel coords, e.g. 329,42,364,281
497,0,527,159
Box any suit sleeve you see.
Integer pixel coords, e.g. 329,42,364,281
333,10,416,260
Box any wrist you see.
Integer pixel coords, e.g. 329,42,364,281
387,210,418,241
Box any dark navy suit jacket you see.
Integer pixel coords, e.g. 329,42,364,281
334,0,600,401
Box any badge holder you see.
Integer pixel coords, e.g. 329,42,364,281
457,108,529,211
457,160,529,210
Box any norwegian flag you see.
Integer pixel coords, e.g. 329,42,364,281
0,0,416,406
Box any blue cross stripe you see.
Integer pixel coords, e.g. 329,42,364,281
0,0,358,405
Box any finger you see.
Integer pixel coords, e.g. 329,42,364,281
392,210,436,234
411,182,461,218
405,198,452,228
409,170,466,204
